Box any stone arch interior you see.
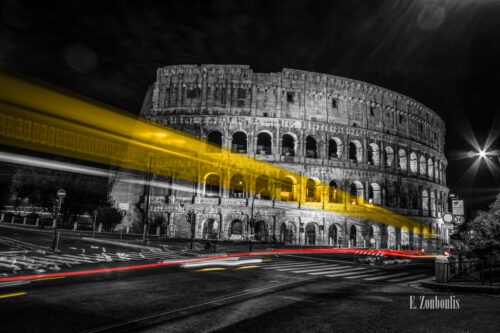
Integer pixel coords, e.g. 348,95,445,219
368,183,381,205
306,178,321,202
202,218,216,239
229,174,245,198
205,174,220,197
282,134,295,156
349,140,362,163
328,139,338,158
254,220,268,241
280,176,296,201
232,131,247,153
399,149,407,171
328,180,342,203
328,224,339,246
257,132,272,155
368,143,380,166
207,131,222,152
305,136,318,158
349,181,363,205
410,152,418,173
256,175,271,199
280,222,295,243
384,146,394,167
229,219,243,240
305,223,317,245
349,225,357,247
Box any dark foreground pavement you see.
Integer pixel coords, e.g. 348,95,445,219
0,254,499,333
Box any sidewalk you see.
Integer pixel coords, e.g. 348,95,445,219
420,277,500,294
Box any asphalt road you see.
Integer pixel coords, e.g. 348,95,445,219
2,253,497,332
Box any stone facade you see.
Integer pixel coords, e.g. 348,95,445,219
111,64,451,249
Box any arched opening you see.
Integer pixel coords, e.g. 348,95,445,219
427,158,434,178
422,189,429,216
207,131,222,152
280,176,295,201
328,139,339,158
232,131,247,153
205,174,220,197
306,178,320,202
410,152,418,173
434,160,440,181
387,226,396,249
329,180,342,203
202,219,215,239
280,222,295,243
419,156,426,176
349,181,364,205
368,143,379,166
254,220,268,241
229,174,245,198
399,149,407,171
401,227,410,248
349,225,357,247
369,224,381,248
400,186,409,208
329,137,343,158
229,219,243,240
305,223,317,245
430,190,436,217
384,146,394,167
349,140,362,163
368,183,381,205
256,175,271,200
410,186,419,209
412,226,421,250
305,136,318,158
328,224,339,246
282,134,295,156
257,132,272,155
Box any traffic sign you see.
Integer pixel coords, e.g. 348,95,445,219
370,238,375,245
442,213,454,223
453,215,465,225
451,199,464,215
57,189,66,198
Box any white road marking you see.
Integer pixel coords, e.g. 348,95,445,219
387,274,428,282
363,272,410,281
261,262,315,269
289,265,339,273
326,270,380,278
275,264,336,272
308,267,366,276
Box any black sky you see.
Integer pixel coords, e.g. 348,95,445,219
1,0,499,211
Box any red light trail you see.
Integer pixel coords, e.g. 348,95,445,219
0,248,437,283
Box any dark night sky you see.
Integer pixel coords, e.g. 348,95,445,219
1,0,499,212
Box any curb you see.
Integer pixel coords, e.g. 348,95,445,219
420,279,500,294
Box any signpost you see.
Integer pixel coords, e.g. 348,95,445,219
52,189,66,251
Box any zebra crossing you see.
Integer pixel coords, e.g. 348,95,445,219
260,259,431,283
0,250,183,273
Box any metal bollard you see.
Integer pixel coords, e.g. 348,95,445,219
435,255,449,283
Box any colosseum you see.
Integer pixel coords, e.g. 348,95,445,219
111,64,451,251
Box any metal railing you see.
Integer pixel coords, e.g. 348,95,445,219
446,259,500,286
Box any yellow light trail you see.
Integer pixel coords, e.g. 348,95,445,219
32,276,65,282
196,268,227,272
0,292,26,299
0,71,434,238
233,266,260,270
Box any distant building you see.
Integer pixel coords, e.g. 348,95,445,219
111,64,451,249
